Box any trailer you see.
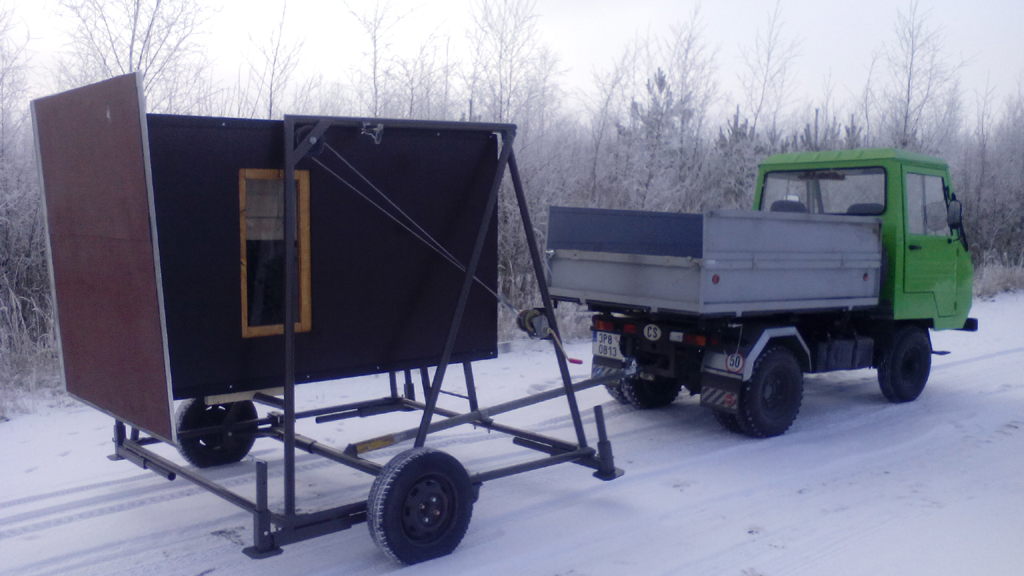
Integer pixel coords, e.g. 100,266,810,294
32,73,622,565
546,149,977,438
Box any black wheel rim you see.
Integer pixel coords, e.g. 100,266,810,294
197,405,227,450
401,474,456,544
195,404,242,454
762,371,790,417
899,343,928,385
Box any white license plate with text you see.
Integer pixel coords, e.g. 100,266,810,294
593,331,622,360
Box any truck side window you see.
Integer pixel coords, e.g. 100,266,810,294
239,169,312,338
906,173,949,236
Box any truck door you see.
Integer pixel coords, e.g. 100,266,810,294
903,170,958,317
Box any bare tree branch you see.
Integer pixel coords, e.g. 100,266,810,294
54,0,211,113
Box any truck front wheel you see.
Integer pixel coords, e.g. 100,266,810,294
737,347,803,438
877,326,931,403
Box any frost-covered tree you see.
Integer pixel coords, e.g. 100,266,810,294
586,9,718,213
348,0,403,117
54,0,211,112
0,6,58,401
239,3,303,119
739,0,799,145
878,0,962,151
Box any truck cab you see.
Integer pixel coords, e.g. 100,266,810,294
754,148,974,331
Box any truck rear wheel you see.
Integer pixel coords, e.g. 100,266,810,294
713,410,744,434
621,376,683,409
604,381,629,404
737,347,803,438
877,326,931,402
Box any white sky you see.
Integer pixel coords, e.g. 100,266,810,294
15,0,1024,119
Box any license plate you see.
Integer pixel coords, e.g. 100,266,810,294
593,331,622,360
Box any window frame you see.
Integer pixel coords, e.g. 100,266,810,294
239,168,312,338
760,167,888,215
905,171,950,237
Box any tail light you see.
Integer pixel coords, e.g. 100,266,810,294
683,334,707,347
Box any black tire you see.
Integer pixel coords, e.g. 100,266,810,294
877,326,931,403
737,347,803,438
605,381,629,404
713,409,744,434
368,448,475,565
621,376,683,409
594,360,629,404
175,399,258,468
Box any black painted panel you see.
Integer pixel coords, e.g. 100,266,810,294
547,206,704,259
148,115,499,399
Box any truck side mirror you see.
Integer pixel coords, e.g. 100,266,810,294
947,200,963,229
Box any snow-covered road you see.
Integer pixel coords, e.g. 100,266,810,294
3,293,1023,576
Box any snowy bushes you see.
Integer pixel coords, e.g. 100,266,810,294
974,257,1024,300
0,5,60,417
0,178,60,419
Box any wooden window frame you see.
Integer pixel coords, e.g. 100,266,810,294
239,168,312,338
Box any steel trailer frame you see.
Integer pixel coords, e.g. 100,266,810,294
109,115,623,560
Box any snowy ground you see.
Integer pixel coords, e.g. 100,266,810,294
2,293,1023,576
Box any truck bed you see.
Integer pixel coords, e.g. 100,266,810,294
546,207,882,316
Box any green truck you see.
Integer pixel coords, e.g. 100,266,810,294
545,148,977,437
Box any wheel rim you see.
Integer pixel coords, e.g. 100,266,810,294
401,474,456,544
762,371,790,416
899,344,927,383
197,405,230,451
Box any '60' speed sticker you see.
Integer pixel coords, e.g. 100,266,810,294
726,353,745,373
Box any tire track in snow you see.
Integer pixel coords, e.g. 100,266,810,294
0,473,155,510
6,514,250,576
0,451,342,540
932,346,1024,371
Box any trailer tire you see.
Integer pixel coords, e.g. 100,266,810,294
621,376,683,409
175,399,258,468
737,346,803,438
877,326,931,403
368,448,475,565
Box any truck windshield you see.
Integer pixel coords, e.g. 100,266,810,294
761,167,886,215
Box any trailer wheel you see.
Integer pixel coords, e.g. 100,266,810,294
175,399,258,468
621,376,683,409
368,448,475,565
877,326,931,403
737,347,803,438
712,410,744,434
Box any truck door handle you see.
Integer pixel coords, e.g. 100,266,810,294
909,245,922,250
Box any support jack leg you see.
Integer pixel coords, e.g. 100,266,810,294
592,406,623,481
244,460,283,559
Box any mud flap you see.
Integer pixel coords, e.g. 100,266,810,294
592,356,630,379
700,372,742,414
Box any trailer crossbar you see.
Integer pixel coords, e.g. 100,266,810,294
348,371,620,454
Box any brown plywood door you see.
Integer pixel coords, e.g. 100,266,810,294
33,73,174,442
